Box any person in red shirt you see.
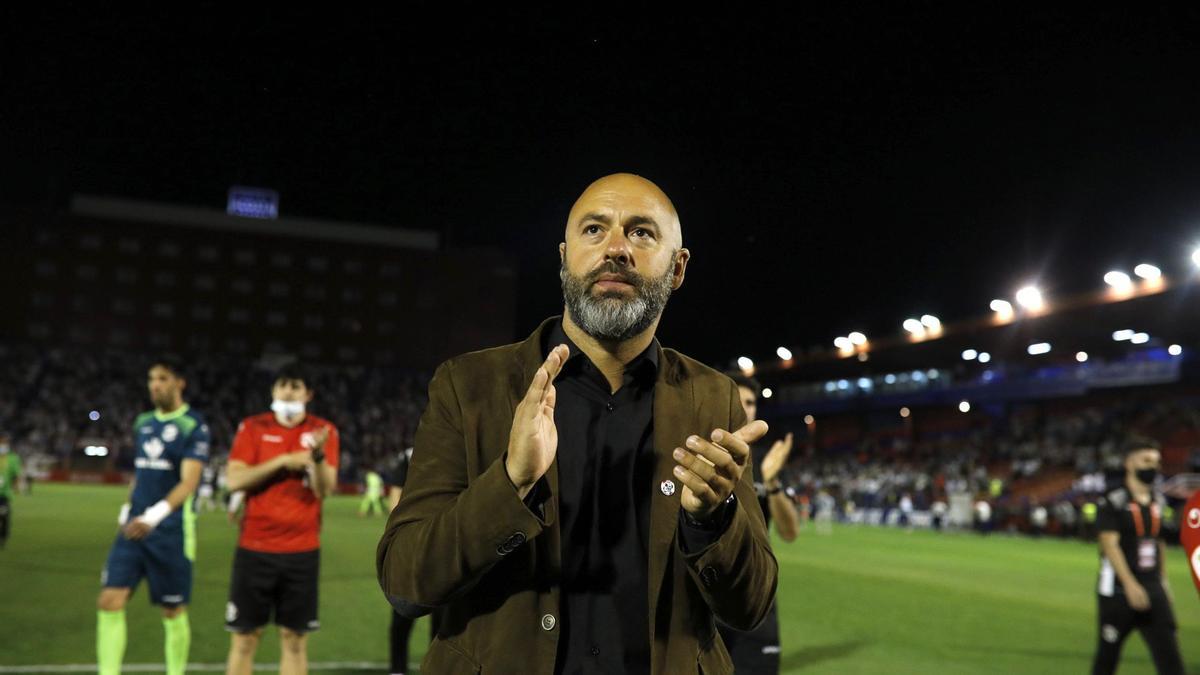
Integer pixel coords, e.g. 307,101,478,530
223,367,339,675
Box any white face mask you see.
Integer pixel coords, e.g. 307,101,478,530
271,400,306,418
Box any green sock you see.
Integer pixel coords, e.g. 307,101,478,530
96,610,127,675
163,612,190,675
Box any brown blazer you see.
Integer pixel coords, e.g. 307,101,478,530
377,317,778,674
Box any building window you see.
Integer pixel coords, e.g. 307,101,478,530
231,278,254,294
112,298,136,315
228,308,250,324
79,234,103,250
341,288,363,303
192,306,214,321
268,282,290,298
116,267,139,284
271,252,292,268
303,286,327,301
118,237,141,254
233,249,256,266
76,265,99,281
193,275,216,291
307,256,329,272
303,315,324,330
379,263,400,279
343,259,364,274
154,271,177,287
378,291,398,307
266,311,287,327
158,241,182,258
31,292,54,308
198,245,220,263
301,343,322,358
152,302,174,318
35,261,57,277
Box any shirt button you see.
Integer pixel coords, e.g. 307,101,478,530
605,402,614,412
591,646,600,656
541,614,556,631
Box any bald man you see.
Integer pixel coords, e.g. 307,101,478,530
378,174,778,675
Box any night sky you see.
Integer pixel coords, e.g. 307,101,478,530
8,6,1200,366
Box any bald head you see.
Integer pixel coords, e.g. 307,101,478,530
566,173,683,249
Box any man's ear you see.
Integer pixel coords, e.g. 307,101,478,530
559,242,566,262
672,248,691,290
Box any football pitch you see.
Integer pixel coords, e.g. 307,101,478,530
0,484,1196,674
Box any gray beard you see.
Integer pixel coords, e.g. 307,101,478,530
560,258,675,342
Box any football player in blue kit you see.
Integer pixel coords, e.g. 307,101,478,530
96,358,210,675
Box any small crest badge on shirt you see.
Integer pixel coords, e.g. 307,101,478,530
161,424,179,443
143,437,165,460
300,432,316,449
660,479,676,496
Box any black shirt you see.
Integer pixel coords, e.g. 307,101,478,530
547,321,659,675
1096,486,1165,594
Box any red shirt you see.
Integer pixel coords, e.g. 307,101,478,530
230,412,340,553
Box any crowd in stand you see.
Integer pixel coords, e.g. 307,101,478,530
0,342,428,482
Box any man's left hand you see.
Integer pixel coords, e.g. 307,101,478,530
673,420,769,519
123,520,153,541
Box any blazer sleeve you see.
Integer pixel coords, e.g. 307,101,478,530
376,359,553,618
678,381,779,630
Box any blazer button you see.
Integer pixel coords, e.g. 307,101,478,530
541,614,556,631
700,566,719,587
510,531,526,546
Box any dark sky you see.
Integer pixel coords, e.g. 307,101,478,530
7,6,1200,366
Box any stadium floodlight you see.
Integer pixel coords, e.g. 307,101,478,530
1169,344,1183,356
776,346,793,361
958,401,971,413
884,374,897,384
1016,286,1045,311
1193,248,1200,267
912,370,926,383
834,336,853,351
927,369,939,380
1076,351,1089,363
89,410,101,421
1027,342,1052,355
1104,271,1133,290
804,414,815,425
900,407,911,418
1130,333,1150,345
857,377,873,390
990,299,1014,321
962,349,978,361
978,352,992,363
761,388,773,399
1134,264,1161,280
824,381,837,393
903,318,925,335
1112,329,1135,341
837,379,850,390
920,315,940,328
848,331,868,346
737,356,754,371
84,445,110,457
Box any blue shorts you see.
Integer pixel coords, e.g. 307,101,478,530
102,528,193,607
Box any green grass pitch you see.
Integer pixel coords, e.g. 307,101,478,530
0,484,1196,673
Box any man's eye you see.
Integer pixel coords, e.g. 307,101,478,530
584,224,601,235
633,228,654,239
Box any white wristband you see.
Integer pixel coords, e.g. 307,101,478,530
118,503,131,526
138,500,172,528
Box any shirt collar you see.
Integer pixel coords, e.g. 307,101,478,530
545,318,659,384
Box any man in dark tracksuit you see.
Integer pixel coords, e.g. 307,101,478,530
1091,438,1183,675
718,373,800,674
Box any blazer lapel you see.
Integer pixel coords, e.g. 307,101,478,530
647,347,693,633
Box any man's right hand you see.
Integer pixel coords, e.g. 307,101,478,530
277,450,314,472
505,344,568,499
1125,581,1151,611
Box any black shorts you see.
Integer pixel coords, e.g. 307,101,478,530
225,547,320,634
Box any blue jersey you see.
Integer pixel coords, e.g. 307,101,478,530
131,404,210,532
